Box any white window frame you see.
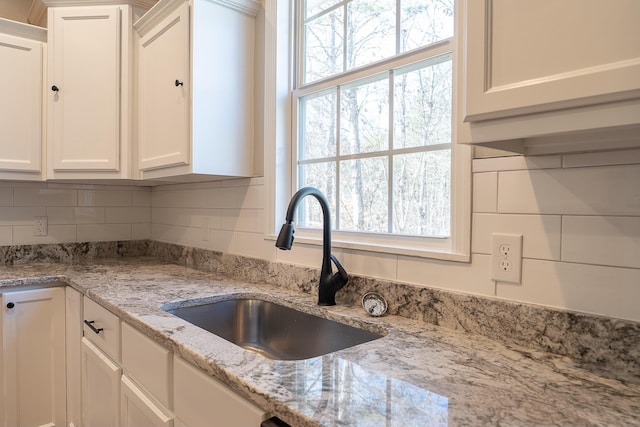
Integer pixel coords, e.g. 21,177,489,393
263,0,471,262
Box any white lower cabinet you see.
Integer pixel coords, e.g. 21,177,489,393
1,287,66,427
81,337,122,427
66,287,83,427
121,375,173,427
75,297,268,427
174,356,267,427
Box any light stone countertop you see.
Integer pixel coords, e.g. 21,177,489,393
1,257,638,427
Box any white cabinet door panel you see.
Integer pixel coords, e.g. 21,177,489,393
121,375,173,427
81,337,122,427
0,33,42,173
138,2,190,171
1,287,65,427
49,6,121,171
465,0,640,122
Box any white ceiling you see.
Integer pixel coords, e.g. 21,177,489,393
0,0,46,26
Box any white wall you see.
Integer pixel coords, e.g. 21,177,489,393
150,148,640,322
0,182,150,244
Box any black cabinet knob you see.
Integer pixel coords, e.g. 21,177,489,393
6,302,15,309
51,85,59,92
175,79,183,87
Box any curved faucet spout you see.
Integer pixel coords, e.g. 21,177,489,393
276,187,348,306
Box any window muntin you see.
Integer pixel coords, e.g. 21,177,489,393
302,0,454,84
295,0,455,242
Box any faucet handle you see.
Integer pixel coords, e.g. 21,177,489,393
330,254,349,285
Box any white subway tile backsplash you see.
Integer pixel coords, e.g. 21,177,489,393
239,185,264,210
0,226,12,245
497,259,640,322
275,242,324,268
472,213,561,260
219,209,259,233
0,188,12,206
152,187,239,209
473,154,561,172
498,165,640,215
13,225,77,245
0,147,637,322
209,229,236,253
235,231,276,260
132,190,152,207
0,207,46,225
473,172,498,213
77,224,131,242
14,188,77,207
47,207,106,225
336,248,397,281
397,254,495,297
78,190,132,207
152,207,219,229
132,223,151,240
562,216,640,269
106,207,151,224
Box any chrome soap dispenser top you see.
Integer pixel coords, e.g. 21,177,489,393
275,187,348,306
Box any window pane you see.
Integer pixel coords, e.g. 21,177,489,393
347,0,396,70
400,0,454,52
306,0,341,18
304,8,344,83
298,162,337,228
300,91,337,160
340,78,389,155
339,157,388,232
393,150,450,237
394,57,452,149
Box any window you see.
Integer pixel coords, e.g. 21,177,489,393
286,0,469,259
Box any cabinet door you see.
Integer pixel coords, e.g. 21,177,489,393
0,32,42,173
174,357,266,427
1,287,66,427
81,337,122,427
121,375,173,427
49,6,121,171
464,0,640,122
138,3,190,171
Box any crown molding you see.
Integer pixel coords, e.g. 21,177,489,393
0,17,47,41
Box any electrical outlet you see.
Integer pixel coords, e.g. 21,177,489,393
491,233,522,283
33,216,48,236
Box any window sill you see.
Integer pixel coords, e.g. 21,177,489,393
265,232,471,263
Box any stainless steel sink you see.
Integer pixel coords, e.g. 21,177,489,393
164,298,384,360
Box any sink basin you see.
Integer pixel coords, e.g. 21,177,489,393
164,298,383,360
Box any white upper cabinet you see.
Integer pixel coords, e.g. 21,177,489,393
48,6,121,173
0,19,46,180
458,0,640,154
44,0,155,179
135,0,259,181
137,2,190,171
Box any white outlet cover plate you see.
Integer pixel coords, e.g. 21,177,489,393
491,233,523,284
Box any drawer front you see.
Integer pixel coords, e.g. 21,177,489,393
83,297,121,362
122,322,172,409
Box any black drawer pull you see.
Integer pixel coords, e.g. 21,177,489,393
84,320,104,334
6,302,15,309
